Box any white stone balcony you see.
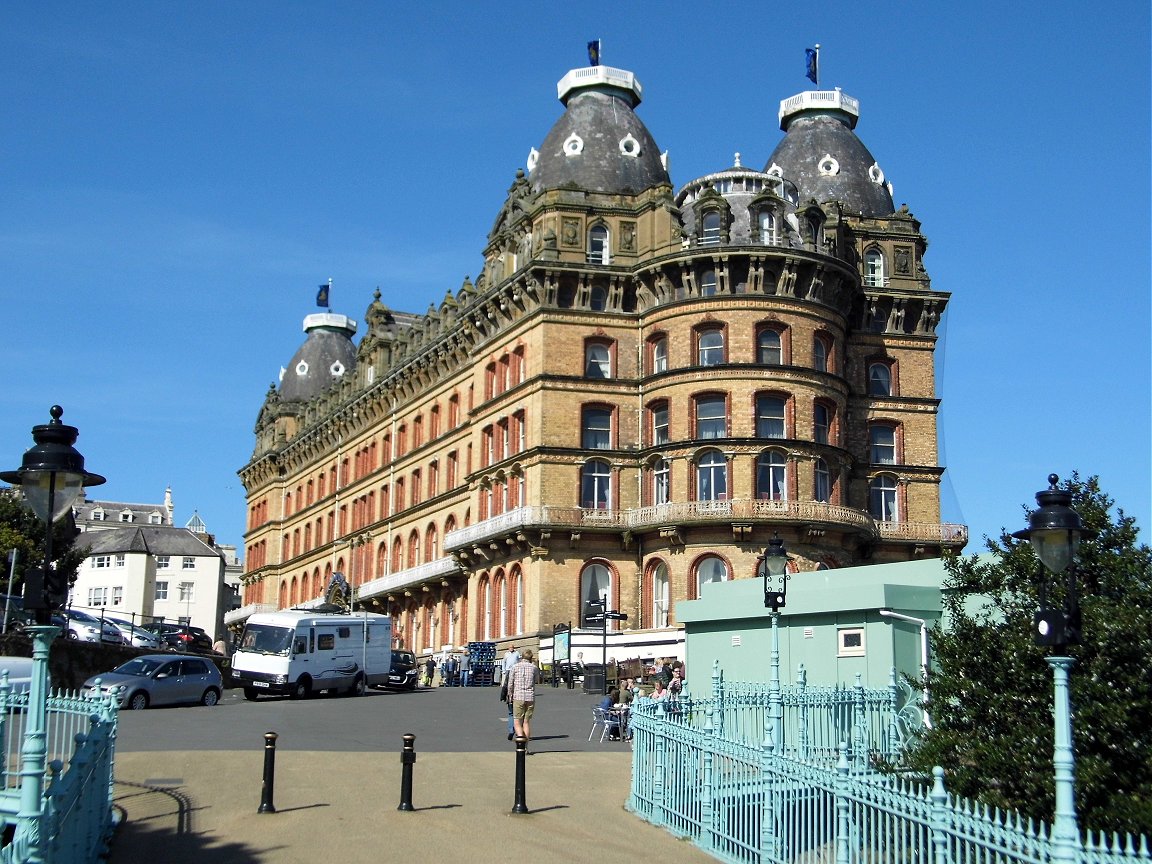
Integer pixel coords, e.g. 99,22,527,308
877,521,968,546
356,556,462,602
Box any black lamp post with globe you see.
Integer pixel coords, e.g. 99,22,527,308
759,533,790,753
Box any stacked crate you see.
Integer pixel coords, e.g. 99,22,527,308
467,641,496,686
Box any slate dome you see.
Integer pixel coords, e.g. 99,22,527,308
279,313,358,403
766,91,894,218
528,65,669,196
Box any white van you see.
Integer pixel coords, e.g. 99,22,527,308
232,610,391,700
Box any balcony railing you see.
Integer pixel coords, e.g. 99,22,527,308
356,556,462,601
445,499,959,550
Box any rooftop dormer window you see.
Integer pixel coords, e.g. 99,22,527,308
587,225,609,265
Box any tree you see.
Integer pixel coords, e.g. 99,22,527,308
0,488,87,605
901,474,1152,835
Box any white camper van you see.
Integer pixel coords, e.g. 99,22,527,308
232,610,391,700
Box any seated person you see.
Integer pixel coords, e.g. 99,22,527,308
598,688,622,739
619,678,635,705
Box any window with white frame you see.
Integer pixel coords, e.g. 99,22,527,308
697,328,725,366
156,555,170,569
869,424,897,464
179,582,195,603
814,458,832,503
813,334,831,373
148,512,163,525
652,458,671,505
863,249,885,287
758,210,777,245
838,627,866,657
701,211,722,245
112,586,123,606
155,581,169,601
869,474,899,522
182,556,195,570
585,342,611,378
581,407,612,449
115,553,126,568
587,225,609,264
868,362,893,397
814,402,832,445
756,395,787,438
91,509,104,521
757,329,783,365
756,451,787,500
651,402,670,445
581,459,612,510
696,450,728,501
92,556,110,569
695,395,727,439
652,562,669,628
651,337,668,374
87,587,108,606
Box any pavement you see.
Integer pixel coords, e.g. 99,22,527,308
105,685,713,864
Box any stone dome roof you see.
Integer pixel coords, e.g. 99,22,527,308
528,65,669,195
766,91,894,218
676,157,802,246
278,313,358,402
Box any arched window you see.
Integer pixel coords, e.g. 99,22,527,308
696,450,728,501
756,451,787,500
756,394,787,438
651,562,669,628
425,524,439,561
580,563,612,627
813,334,831,373
651,458,671,505
814,458,833,503
589,284,608,311
695,555,729,597
758,210,777,245
392,536,403,572
588,225,609,264
814,401,833,445
868,362,893,397
864,249,886,287
581,406,612,449
870,474,899,522
585,342,611,378
700,268,718,296
511,565,524,634
407,531,420,568
650,336,668,373
757,328,783,365
649,401,670,446
701,211,722,245
697,328,725,366
869,424,898,465
581,459,612,510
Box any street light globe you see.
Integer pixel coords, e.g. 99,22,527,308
1011,474,1096,575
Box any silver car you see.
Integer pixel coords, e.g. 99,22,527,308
105,617,162,649
84,655,222,710
58,609,123,644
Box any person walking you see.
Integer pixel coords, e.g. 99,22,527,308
460,650,472,687
501,644,520,685
507,648,540,742
423,656,436,688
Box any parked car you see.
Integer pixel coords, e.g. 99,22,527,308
104,617,162,650
56,609,124,644
141,622,214,654
83,654,222,710
383,650,418,690
0,595,33,634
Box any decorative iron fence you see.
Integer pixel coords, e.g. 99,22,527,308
627,664,1150,864
0,632,120,863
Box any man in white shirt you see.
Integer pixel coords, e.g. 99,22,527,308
501,645,520,684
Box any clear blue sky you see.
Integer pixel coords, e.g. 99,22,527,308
2,2,1149,553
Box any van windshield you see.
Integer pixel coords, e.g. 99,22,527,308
238,624,294,656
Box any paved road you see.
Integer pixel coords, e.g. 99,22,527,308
107,683,711,864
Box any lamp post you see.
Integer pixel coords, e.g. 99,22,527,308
585,599,627,695
1011,474,1095,864
759,533,790,751
1,405,104,853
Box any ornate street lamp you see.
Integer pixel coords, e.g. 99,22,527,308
1,406,105,621
760,533,789,612
758,533,790,768
1011,474,1095,864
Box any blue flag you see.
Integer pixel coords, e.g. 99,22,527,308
587,39,601,66
805,47,819,86
316,284,330,308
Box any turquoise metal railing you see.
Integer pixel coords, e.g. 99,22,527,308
0,628,120,864
627,664,1151,864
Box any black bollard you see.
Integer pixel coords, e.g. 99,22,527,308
398,733,416,811
511,735,529,814
258,731,278,814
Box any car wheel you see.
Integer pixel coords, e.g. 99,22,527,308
66,629,79,641
243,687,259,701
128,691,149,711
290,676,311,699
350,675,366,697
201,688,220,707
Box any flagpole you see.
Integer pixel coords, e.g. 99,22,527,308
814,44,820,88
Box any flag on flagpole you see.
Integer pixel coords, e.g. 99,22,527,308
805,46,819,86
316,283,330,308
587,39,601,66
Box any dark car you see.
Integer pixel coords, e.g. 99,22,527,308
384,650,418,690
142,622,215,654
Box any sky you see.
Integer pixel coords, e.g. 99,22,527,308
2,2,1149,554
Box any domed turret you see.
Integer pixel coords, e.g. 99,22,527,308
528,64,669,195
278,312,358,402
676,154,802,247
767,90,894,217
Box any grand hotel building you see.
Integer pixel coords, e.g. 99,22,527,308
233,60,967,655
